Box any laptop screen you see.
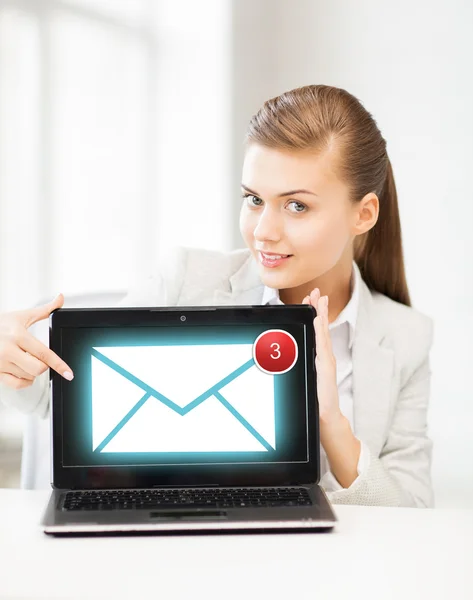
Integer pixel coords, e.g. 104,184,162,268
51,307,319,488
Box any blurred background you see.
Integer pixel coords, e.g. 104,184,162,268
0,0,472,506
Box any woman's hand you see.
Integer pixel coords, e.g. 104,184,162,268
0,294,74,390
303,288,361,488
302,288,342,425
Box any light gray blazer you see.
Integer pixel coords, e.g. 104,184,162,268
0,246,434,508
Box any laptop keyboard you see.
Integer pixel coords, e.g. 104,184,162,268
61,487,313,511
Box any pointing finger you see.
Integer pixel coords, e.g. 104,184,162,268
18,331,74,380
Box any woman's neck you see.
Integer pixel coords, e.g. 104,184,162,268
278,259,354,324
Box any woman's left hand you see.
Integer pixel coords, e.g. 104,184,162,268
302,288,343,426
303,288,362,488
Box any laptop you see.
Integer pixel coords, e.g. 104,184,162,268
41,305,337,534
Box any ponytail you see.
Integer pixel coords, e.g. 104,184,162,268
354,159,411,306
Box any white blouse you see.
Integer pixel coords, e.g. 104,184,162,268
261,260,369,491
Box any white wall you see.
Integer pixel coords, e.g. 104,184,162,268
230,0,473,507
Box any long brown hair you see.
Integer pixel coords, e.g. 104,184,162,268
246,84,411,306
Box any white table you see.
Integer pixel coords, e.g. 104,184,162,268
0,490,472,600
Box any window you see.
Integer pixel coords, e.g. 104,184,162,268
0,0,230,487
0,0,230,312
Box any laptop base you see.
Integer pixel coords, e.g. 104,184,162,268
42,485,337,535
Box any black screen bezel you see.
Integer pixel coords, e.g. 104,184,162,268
49,305,319,489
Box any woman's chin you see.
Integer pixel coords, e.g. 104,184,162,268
257,264,295,289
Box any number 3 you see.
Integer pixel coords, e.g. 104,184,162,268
270,342,281,360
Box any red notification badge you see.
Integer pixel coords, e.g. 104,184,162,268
253,329,298,374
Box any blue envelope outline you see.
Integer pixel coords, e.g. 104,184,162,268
91,348,275,453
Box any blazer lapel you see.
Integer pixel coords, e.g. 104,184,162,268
213,253,264,305
352,280,395,457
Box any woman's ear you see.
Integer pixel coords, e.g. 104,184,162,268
351,192,379,236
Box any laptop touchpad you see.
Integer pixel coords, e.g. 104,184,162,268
149,510,228,520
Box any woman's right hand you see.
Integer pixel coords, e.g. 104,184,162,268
0,293,74,390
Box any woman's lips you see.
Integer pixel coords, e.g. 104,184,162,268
258,252,292,268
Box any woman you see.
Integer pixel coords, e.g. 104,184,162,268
0,85,434,508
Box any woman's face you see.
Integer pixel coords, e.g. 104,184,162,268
240,144,358,293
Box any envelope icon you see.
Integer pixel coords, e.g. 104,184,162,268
91,344,276,454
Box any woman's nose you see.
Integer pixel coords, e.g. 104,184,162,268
253,209,282,242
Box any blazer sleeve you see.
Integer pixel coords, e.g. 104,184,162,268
326,320,434,508
0,247,190,419
0,371,50,419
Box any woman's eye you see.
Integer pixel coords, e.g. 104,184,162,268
287,201,306,213
242,194,263,207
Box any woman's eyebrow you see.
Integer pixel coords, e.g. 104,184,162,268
241,184,318,197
